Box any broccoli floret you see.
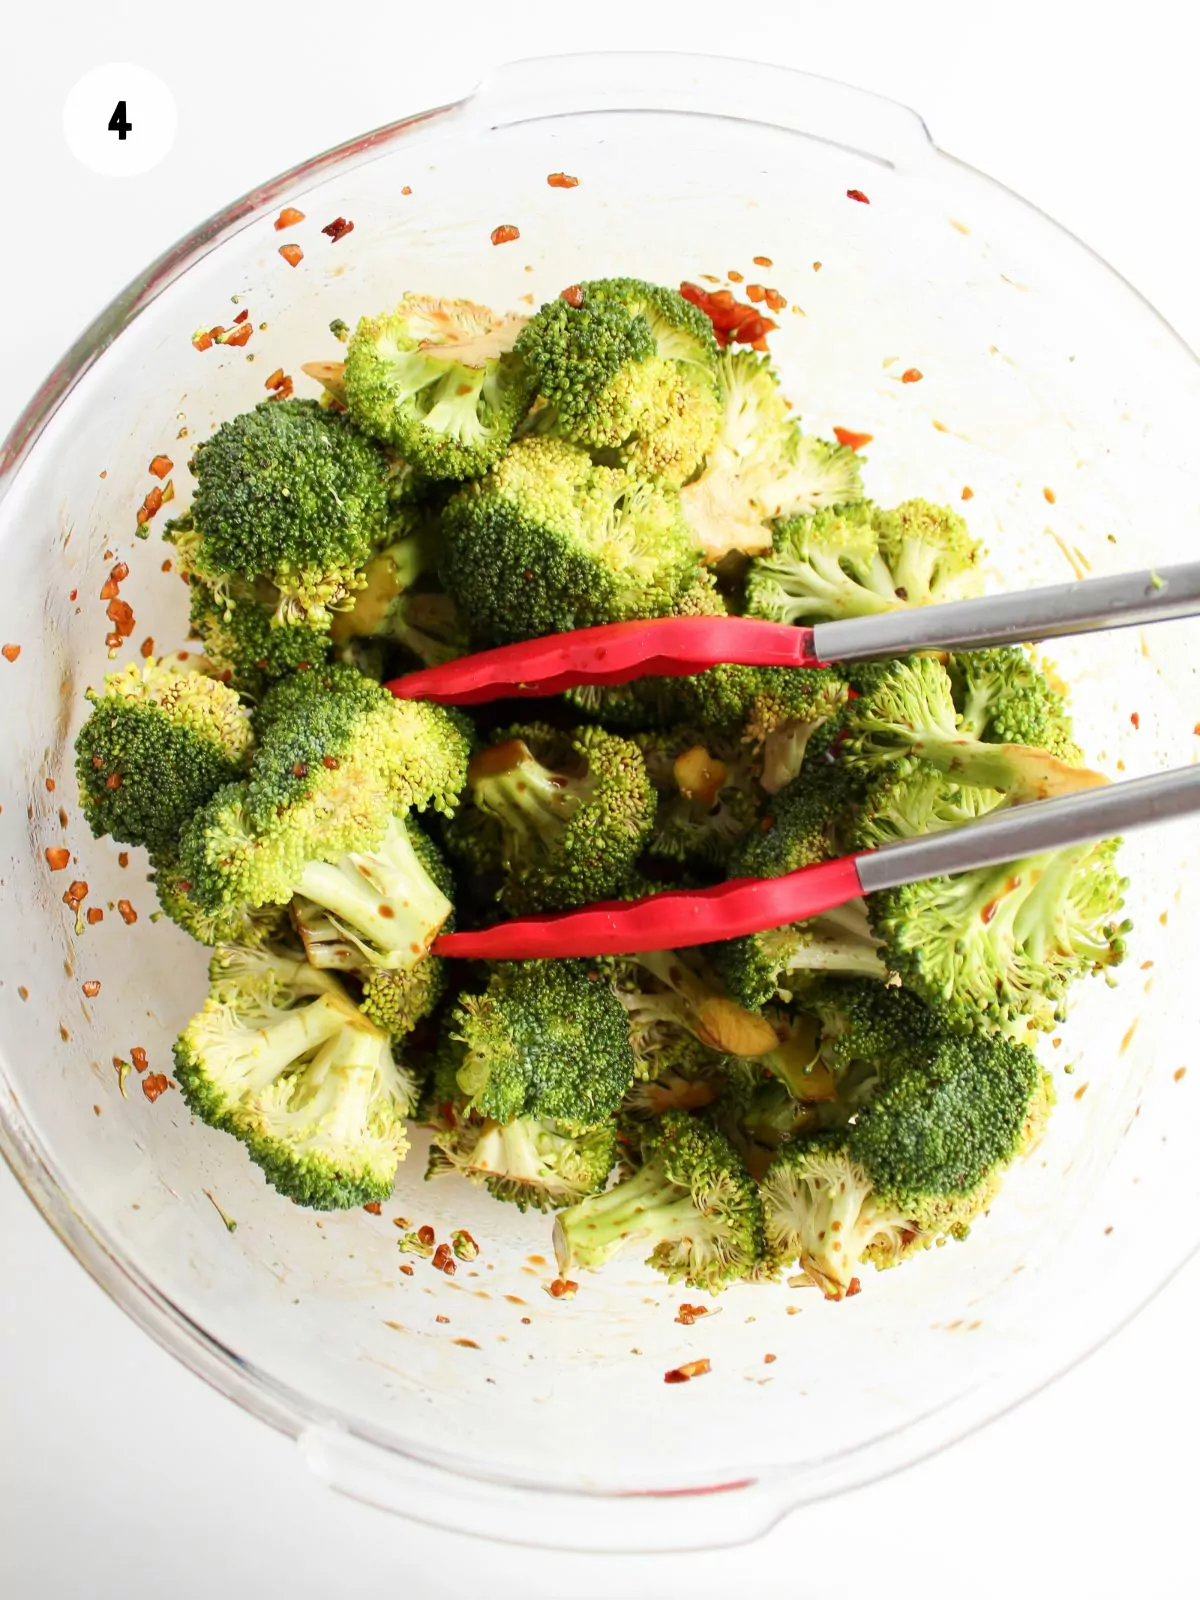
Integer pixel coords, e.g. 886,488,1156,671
853,771,1130,1032
759,1032,1054,1297
516,278,721,486
727,760,857,881
635,727,759,866
620,1031,729,1116
329,536,468,667
680,351,863,562
188,575,331,698
713,901,887,1011
449,723,656,913
173,944,417,1208
670,664,849,794
430,1114,618,1212
151,853,288,948
553,1110,765,1291
74,657,253,854
608,948,780,1060
186,400,391,624
840,655,1105,801
343,296,533,480
440,437,700,645
949,648,1082,760
745,498,982,625
451,960,635,1132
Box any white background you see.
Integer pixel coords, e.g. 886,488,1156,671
2,3,1198,1595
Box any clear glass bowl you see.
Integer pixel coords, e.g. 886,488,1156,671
3,52,1199,1553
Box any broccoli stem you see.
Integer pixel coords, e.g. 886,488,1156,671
470,740,582,853
553,1161,701,1273
227,994,350,1097
294,816,452,969
907,735,1106,802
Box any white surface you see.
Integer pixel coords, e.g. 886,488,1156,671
2,2,1198,1593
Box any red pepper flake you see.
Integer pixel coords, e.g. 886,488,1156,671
266,375,294,402
1043,486,1057,504
142,1072,172,1103
86,907,104,925
69,587,79,600
764,287,787,313
221,322,253,348
1130,711,1140,729
679,282,778,350
833,426,873,452
278,244,304,268
845,1277,863,1297
45,778,55,793
752,255,773,267
812,260,823,271
62,880,88,913
291,761,308,779
847,188,870,204
321,216,354,243
2,642,22,662
265,367,285,391
520,1316,531,1325
131,1047,149,1073
105,773,123,793
399,1263,414,1276
961,485,974,501
45,847,71,871
160,560,172,575
17,986,28,1001
901,367,924,384
191,329,214,351
274,206,305,230
763,1352,777,1364
547,171,579,188
727,269,744,283
233,309,250,326
148,454,173,478
417,1224,436,1247
1175,1067,1187,1082
432,1242,456,1275
363,1201,382,1215
675,1302,710,1326
401,185,413,196
107,599,136,638
745,282,766,304
117,899,137,925
545,1278,578,1300
434,1314,450,1325
490,224,520,246
140,637,154,660
664,1358,710,1383
81,979,101,998
320,756,340,770
117,852,129,869
560,284,584,308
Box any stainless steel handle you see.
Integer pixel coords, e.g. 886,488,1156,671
857,766,1200,895
812,563,1200,664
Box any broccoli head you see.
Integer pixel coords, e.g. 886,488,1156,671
75,657,253,854
451,960,635,1132
553,1110,765,1292
516,278,721,485
188,575,331,698
450,722,655,912
760,1030,1053,1297
680,351,863,562
839,655,1105,801
173,944,418,1208
745,497,982,625
727,759,857,881
712,901,888,1011
949,647,1082,761
343,295,533,480
430,1112,618,1212
634,727,760,866
440,436,700,644
186,400,391,624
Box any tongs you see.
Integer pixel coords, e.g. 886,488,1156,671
383,561,1200,960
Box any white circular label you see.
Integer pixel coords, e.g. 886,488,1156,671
62,63,177,177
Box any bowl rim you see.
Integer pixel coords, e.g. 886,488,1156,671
4,48,1200,1552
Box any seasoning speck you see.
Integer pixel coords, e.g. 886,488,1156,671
901,367,923,384
832,426,873,452
490,224,520,246
81,979,101,998
279,244,304,268
664,1359,710,1384
2,644,22,663
435,1314,450,1325
547,172,579,188
363,1201,382,1215
1043,486,1056,504
1175,1067,1187,1082
321,216,354,242
962,486,974,500
846,189,870,204
545,1278,578,1300
45,847,71,872
274,207,305,230
142,1073,172,1102
148,455,173,479
763,1352,777,1364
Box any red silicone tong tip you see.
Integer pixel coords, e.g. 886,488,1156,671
433,854,867,961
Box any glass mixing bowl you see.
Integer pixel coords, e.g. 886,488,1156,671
2,52,1199,1554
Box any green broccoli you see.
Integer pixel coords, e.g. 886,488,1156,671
680,351,862,562
553,1110,765,1291
448,723,656,913
759,1031,1054,1297
343,295,533,480
430,1112,618,1212
634,727,759,865
329,535,467,668
619,1030,729,1116
852,768,1129,1033
184,400,391,624
726,759,857,881
174,943,417,1209
949,648,1082,760
745,498,982,625
440,436,701,645
451,960,635,1131
516,278,721,486
151,853,288,948
74,657,253,854
668,664,849,794
187,575,332,698
839,655,1105,801
608,948,780,1060
712,901,887,1011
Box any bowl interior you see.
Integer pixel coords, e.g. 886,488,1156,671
2,55,1199,1549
